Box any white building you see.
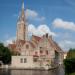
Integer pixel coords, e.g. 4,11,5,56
8,1,64,70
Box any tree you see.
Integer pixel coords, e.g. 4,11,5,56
66,48,75,59
0,43,11,64
64,48,75,74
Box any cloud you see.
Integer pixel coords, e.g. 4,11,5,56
28,24,56,37
52,18,75,31
25,9,38,18
58,40,75,51
4,37,16,46
13,9,45,21
25,9,45,21
4,24,56,46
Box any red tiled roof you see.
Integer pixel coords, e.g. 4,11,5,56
48,38,63,52
32,35,41,42
8,44,16,50
53,42,61,50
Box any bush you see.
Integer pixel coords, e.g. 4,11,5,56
0,43,11,64
64,58,75,74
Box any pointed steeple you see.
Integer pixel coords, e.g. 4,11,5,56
20,0,25,22
22,0,24,9
16,0,28,41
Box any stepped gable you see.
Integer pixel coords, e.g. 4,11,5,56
9,39,35,51
16,40,35,48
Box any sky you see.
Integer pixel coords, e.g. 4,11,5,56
0,0,75,51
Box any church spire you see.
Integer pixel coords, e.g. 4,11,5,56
16,0,28,41
20,0,25,22
22,0,24,9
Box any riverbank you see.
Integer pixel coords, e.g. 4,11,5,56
0,64,65,72
0,64,61,71
0,66,65,75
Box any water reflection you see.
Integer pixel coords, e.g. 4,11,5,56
11,70,56,75
0,66,65,75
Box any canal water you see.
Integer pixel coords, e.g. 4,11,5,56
0,66,65,75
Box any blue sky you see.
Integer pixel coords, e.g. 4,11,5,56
0,0,75,51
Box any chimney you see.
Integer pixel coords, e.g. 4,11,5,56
46,33,48,38
43,33,49,39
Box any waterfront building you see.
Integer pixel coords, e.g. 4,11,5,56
63,52,67,59
8,1,64,70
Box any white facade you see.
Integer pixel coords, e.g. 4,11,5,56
11,55,52,70
11,56,33,68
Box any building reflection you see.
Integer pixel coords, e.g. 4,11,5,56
0,66,64,75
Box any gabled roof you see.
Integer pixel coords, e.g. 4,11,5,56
16,40,25,45
31,35,42,45
48,38,63,52
32,35,42,42
26,41,35,48
32,34,63,52
8,44,16,50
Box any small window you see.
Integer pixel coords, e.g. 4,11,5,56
20,58,23,63
24,58,27,63
33,58,38,62
26,44,29,49
40,50,43,54
40,47,42,49
20,58,27,63
46,50,48,55
35,52,38,55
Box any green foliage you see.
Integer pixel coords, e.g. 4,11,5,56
64,58,75,74
66,48,75,59
64,48,75,75
0,43,11,64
